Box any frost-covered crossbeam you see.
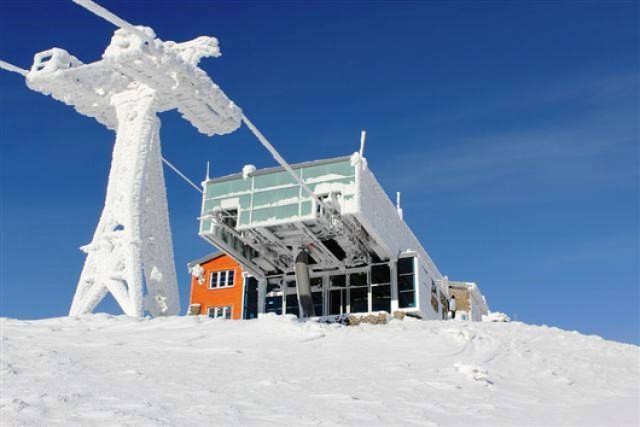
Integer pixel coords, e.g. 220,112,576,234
26,28,241,136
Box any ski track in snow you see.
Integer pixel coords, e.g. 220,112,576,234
1,314,637,426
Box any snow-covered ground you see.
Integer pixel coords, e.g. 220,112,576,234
1,315,638,426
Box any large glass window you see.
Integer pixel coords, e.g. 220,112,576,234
397,257,416,308
349,272,368,313
328,274,346,315
371,264,391,313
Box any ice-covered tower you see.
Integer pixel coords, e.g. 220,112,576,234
1,1,242,316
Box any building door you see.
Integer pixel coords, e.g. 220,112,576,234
243,277,259,319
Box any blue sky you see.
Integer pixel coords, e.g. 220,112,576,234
1,1,638,344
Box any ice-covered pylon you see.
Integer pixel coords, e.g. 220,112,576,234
71,86,176,316
1,1,242,316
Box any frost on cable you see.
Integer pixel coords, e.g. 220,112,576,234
20,23,242,316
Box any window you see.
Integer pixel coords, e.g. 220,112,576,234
209,269,235,289
265,295,282,314
328,274,346,315
311,277,323,316
312,291,323,317
286,279,297,288
222,209,238,228
285,294,300,317
371,265,391,313
266,278,283,315
397,257,416,308
208,305,232,319
266,279,281,293
243,277,258,320
210,271,219,288
349,272,368,313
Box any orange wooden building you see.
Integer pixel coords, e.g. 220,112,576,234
187,252,258,320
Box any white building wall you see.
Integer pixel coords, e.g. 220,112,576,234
355,158,444,319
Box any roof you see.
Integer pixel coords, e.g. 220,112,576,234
203,155,352,184
186,251,226,270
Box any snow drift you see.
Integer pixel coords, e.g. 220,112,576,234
1,315,638,426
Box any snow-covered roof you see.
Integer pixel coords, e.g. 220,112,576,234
186,251,225,271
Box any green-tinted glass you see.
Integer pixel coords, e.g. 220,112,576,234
253,170,299,190
205,178,252,199
302,160,354,182
252,186,300,208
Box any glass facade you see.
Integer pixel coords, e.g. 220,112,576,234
200,158,356,234
252,258,418,318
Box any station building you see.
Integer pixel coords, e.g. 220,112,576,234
187,153,489,321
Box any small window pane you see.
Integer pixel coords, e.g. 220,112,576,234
398,257,414,275
349,272,367,288
371,265,390,284
210,272,218,288
350,286,368,313
372,285,391,313
286,294,299,317
267,279,281,293
224,306,232,319
329,289,345,315
311,277,323,289
266,295,282,314
312,291,323,316
398,275,414,292
399,290,415,308
330,274,346,288
227,270,235,287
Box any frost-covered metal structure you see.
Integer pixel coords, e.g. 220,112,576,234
199,154,450,319
0,0,242,316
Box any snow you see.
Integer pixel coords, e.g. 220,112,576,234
242,164,256,180
1,315,637,426
483,311,511,322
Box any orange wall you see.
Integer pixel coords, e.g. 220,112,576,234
190,254,244,320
